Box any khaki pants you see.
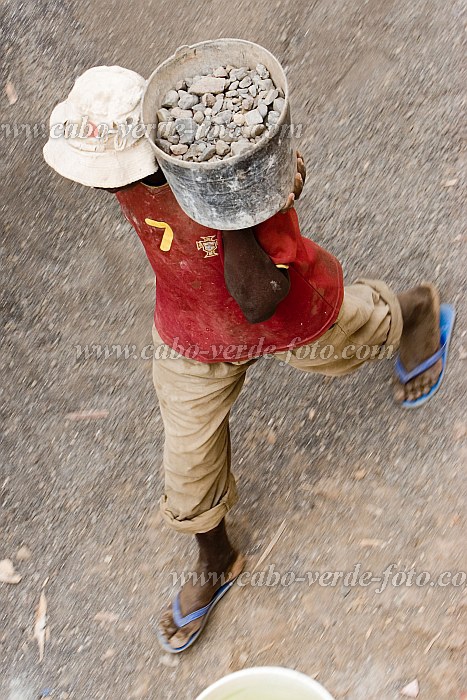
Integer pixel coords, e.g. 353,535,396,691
152,279,403,534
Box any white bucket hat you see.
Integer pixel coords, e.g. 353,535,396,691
43,65,157,188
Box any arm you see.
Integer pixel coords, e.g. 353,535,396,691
221,151,307,324
222,228,290,324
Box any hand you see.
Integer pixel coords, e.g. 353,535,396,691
280,151,307,212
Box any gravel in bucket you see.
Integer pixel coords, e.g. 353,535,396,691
155,64,286,162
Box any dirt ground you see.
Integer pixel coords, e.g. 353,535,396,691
1,0,466,698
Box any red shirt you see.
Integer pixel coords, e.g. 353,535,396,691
116,183,343,363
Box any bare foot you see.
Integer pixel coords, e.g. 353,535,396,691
158,553,245,650
394,283,442,403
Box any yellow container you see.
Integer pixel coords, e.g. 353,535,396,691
195,667,335,700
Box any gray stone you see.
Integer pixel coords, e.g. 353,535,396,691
267,110,280,125
258,78,273,92
167,134,180,144
161,90,179,108
179,131,196,145
204,107,213,116
191,102,205,112
174,117,196,144
216,140,231,156
174,117,193,133
171,107,193,119
256,63,269,79
199,145,216,161
189,77,226,95
157,121,175,139
231,139,251,156
211,98,224,116
263,89,279,106
193,111,205,125
250,123,266,137
225,90,238,98
177,90,199,110
201,93,216,107
213,109,232,125
239,76,252,89
156,108,173,123
242,125,252,138
155,138,171,154
170,143,188,155
208,125,221,139
273,97,285,113
248,85,258,97
195,124,209,140
230,67,248,81
242,96,254,111
221,130,236,143
182,144,199,161
233,112,246,126
245,108,264,126
175,79,187,91
257,103,268,118
213,66,228,78
229,80,239,90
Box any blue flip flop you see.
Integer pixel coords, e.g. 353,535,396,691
156,577,238,654
395,303,456,409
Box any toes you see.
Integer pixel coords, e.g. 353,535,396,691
406,379,423,401
398,357,444,403
158,603,204,650
159,606,177,639
169,620,201,649
413,378,424,399
393,381,406,403
420,378,432,397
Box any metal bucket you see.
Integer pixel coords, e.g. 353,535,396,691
142,39,296,230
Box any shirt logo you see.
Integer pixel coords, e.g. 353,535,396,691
145,218,174,252
196,235,219,258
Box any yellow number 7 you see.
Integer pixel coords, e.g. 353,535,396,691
144,219,174,252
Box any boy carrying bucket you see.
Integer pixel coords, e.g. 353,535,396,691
43,64,455,653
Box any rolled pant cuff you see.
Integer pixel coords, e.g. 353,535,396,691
159,475,239,534
355,278,403,351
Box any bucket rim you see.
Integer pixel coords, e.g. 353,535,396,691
141,38,290,170
195,666,335,700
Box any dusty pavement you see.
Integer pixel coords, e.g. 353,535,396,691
1,0,466,698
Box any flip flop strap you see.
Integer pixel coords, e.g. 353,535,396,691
395,342,445,384
172,593,214,628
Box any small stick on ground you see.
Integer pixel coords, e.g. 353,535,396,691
424,630,442,654
252,519,287,574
